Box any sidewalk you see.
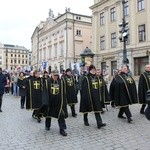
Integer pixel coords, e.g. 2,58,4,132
0,94,150,150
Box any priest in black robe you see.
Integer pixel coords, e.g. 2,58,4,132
80,65,106,129
114,65,138,123
41,70,68,136
138,64,150,114
26,70,42,122
62,68,78,117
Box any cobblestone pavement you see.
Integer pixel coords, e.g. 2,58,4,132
0,94,150,150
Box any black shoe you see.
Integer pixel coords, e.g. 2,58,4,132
32,115,36,119
101,110,105,114
72,113,77,117
111,102,115,108
84,121,90,126
118,115,126,119
140,111,145,114
45,127,50,131
37,118,41,123
0,109,2,112
97,123,106,129
127,118,133,123
60,130,67,136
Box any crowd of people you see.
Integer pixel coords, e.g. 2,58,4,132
0,64,150,137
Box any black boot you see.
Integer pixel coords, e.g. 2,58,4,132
140,104,146,114
60,129,67,136
71,105,77,117
84,113,89,126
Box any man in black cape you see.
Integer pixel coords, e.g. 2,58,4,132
114,65,138,123
39,70,68,136
145,90,150,121
80,65,106,129
62,68,78,117
26,70,42,122
96,68,111,112
138,64,150,114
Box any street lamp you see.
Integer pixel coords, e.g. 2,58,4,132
119,0,129,64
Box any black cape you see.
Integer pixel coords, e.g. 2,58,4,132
80,74,104,113
114,72,138,107
138,71,150,104
109,76,117,101
39,78,68,119
26,77,42,110
62,75,77,105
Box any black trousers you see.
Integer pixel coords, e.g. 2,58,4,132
45,112,66,130
70,104,76,115
118,106,132,118
84,112,102,124
20,96,25,108
0,94,3,110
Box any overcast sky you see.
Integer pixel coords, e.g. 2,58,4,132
0,0,93,50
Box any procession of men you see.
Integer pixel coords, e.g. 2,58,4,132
0,64,150,137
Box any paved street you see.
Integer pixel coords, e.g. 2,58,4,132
0,94,150,150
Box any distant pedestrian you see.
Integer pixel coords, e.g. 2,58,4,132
0,68,6,112
17,72,27,109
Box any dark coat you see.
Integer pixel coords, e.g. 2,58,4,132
138,71,150,104
39,77,68,119
80,74,103,113
114,72,138,107
26,77,42,110
62,75,77,105
0,73,6,94
17,77,27,96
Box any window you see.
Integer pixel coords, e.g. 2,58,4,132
26,61,27,64
11,54,13,57
43,49,46,60
138,0,145,11
111,61,117,76
76,16,81,20
11,60,13,63
26,55,27,58
100,12,104,25
100,36,105,50
111,32,116,48
54,44,57,58
60,43,64,56
134,56,148,75
124,1,129,16
18,60,20,64
49,47,52,59
18,54,20,57
138,24,146,42
110,7,116,21
22,55,24,58
22,60,24,64
0,61,2,65
76,30,81,36
15,54,16,57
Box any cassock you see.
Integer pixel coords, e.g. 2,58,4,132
41,78,68,119
114,72,138,107
80,74,104,113
138,71,150,104
62,75,77,105
26,76,42,110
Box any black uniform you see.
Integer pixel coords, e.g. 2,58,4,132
114,72,138,123
26,76,42,121
138,71,150,114
40,77,68,135
62,74,78,117
80,73,106,128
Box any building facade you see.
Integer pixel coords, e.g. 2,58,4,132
31,9,92,73
91,0,150,78
0,43,31,71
